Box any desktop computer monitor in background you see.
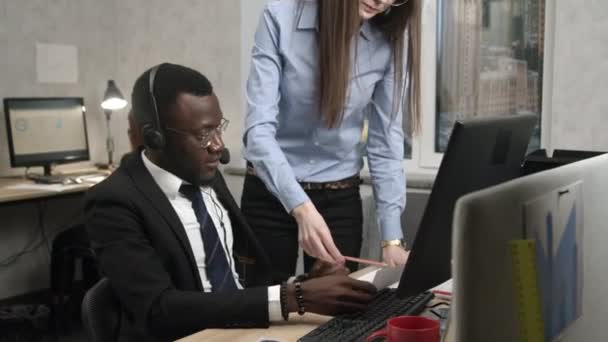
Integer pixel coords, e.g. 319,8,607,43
451,154,608,341
397,114,536,298
4,97,90,176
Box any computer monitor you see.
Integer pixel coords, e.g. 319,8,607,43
450,153,608,341
396,114,536,298
4,97,90,175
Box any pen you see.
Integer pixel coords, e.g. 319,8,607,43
344,256,388,267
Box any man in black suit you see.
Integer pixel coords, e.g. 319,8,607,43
85,63,376,341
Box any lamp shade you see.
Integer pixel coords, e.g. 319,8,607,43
101,80,128,110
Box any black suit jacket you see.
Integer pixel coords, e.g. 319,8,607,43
85,151,273,341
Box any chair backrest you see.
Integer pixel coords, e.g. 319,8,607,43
81,278,121,342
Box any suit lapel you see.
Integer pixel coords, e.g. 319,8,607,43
124,152,203,290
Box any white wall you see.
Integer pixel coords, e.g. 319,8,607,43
548,0,608,151
0,0,242,176
0,0,113,176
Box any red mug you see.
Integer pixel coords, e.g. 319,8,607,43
366,316,440,342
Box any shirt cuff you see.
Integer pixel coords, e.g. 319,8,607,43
279,185,310,213
379,215,404,241
268,285,284,322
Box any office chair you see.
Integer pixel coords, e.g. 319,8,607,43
50,223,99,334
81,278,121,342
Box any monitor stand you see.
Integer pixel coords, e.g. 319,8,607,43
27,164,66,184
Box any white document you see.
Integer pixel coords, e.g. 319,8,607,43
523,181,584,341
36,42,78,83
4,183,83,192
354,264,405,290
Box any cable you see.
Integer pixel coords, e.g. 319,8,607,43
201,187,235,281
0,202,45,267
0,200,82,268
0,228,46,267
430,309,446,319
37,200,52,259
426,301,450,309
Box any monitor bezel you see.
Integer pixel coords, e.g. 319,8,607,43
3,97,91,170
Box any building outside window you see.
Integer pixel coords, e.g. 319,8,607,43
435,0,545,153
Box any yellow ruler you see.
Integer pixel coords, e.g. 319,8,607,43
509,239,545,342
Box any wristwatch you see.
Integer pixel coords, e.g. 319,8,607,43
381,239,404,249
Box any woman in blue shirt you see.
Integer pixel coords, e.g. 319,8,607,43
242,0,420,280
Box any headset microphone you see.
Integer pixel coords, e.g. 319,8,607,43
219,148,230,165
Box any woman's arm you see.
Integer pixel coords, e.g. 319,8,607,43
366,50,409,266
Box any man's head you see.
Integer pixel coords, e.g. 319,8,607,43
131,63,226,185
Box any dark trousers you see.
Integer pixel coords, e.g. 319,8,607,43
241,174,363,283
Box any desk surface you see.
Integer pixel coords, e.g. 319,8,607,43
178,267,403,342
0,171,109,204
179,314,332,342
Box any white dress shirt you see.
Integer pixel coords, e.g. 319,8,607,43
142,151,283,321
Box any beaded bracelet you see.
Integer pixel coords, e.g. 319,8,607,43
280,281,289,321
294,281,306,315
294,273,309,283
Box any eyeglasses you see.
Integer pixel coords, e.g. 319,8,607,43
391,0,410,7
165,118,229,148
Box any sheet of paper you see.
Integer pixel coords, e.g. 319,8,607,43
78,175,106,184
4,183,83,192
355,264,405,290
431,278,453,293
256,338,283,342
36,42,78,83
523,181,584,341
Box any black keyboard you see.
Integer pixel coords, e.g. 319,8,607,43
299,289,434,342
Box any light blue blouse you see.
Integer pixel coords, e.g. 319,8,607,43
243,0,407,240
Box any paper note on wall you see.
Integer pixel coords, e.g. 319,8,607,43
36,42,78,83
523,181,584,341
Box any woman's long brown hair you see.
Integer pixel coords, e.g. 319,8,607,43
313,0,421,134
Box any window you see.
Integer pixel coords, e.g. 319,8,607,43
418,0,546,169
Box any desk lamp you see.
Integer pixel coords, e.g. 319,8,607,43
100,80,127,168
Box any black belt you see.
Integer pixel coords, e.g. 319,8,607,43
246,163,361,190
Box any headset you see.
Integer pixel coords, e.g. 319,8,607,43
141,64,166,150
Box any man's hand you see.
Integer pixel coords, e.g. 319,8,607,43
285,275,377,316
292,201,344,264
308,260,349,279
382,245,409,267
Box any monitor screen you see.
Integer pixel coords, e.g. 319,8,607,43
397,114,537,298
4,97,90,172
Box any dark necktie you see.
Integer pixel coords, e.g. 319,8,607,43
179,184,237,292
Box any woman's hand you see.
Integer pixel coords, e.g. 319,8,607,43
292,201,345,264
382,245,409,267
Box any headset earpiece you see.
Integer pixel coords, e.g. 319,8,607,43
141,64,166,150
142,123,165,150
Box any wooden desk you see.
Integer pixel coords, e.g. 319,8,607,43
179,314,332,342
179,268,387,342
0,172,108,204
